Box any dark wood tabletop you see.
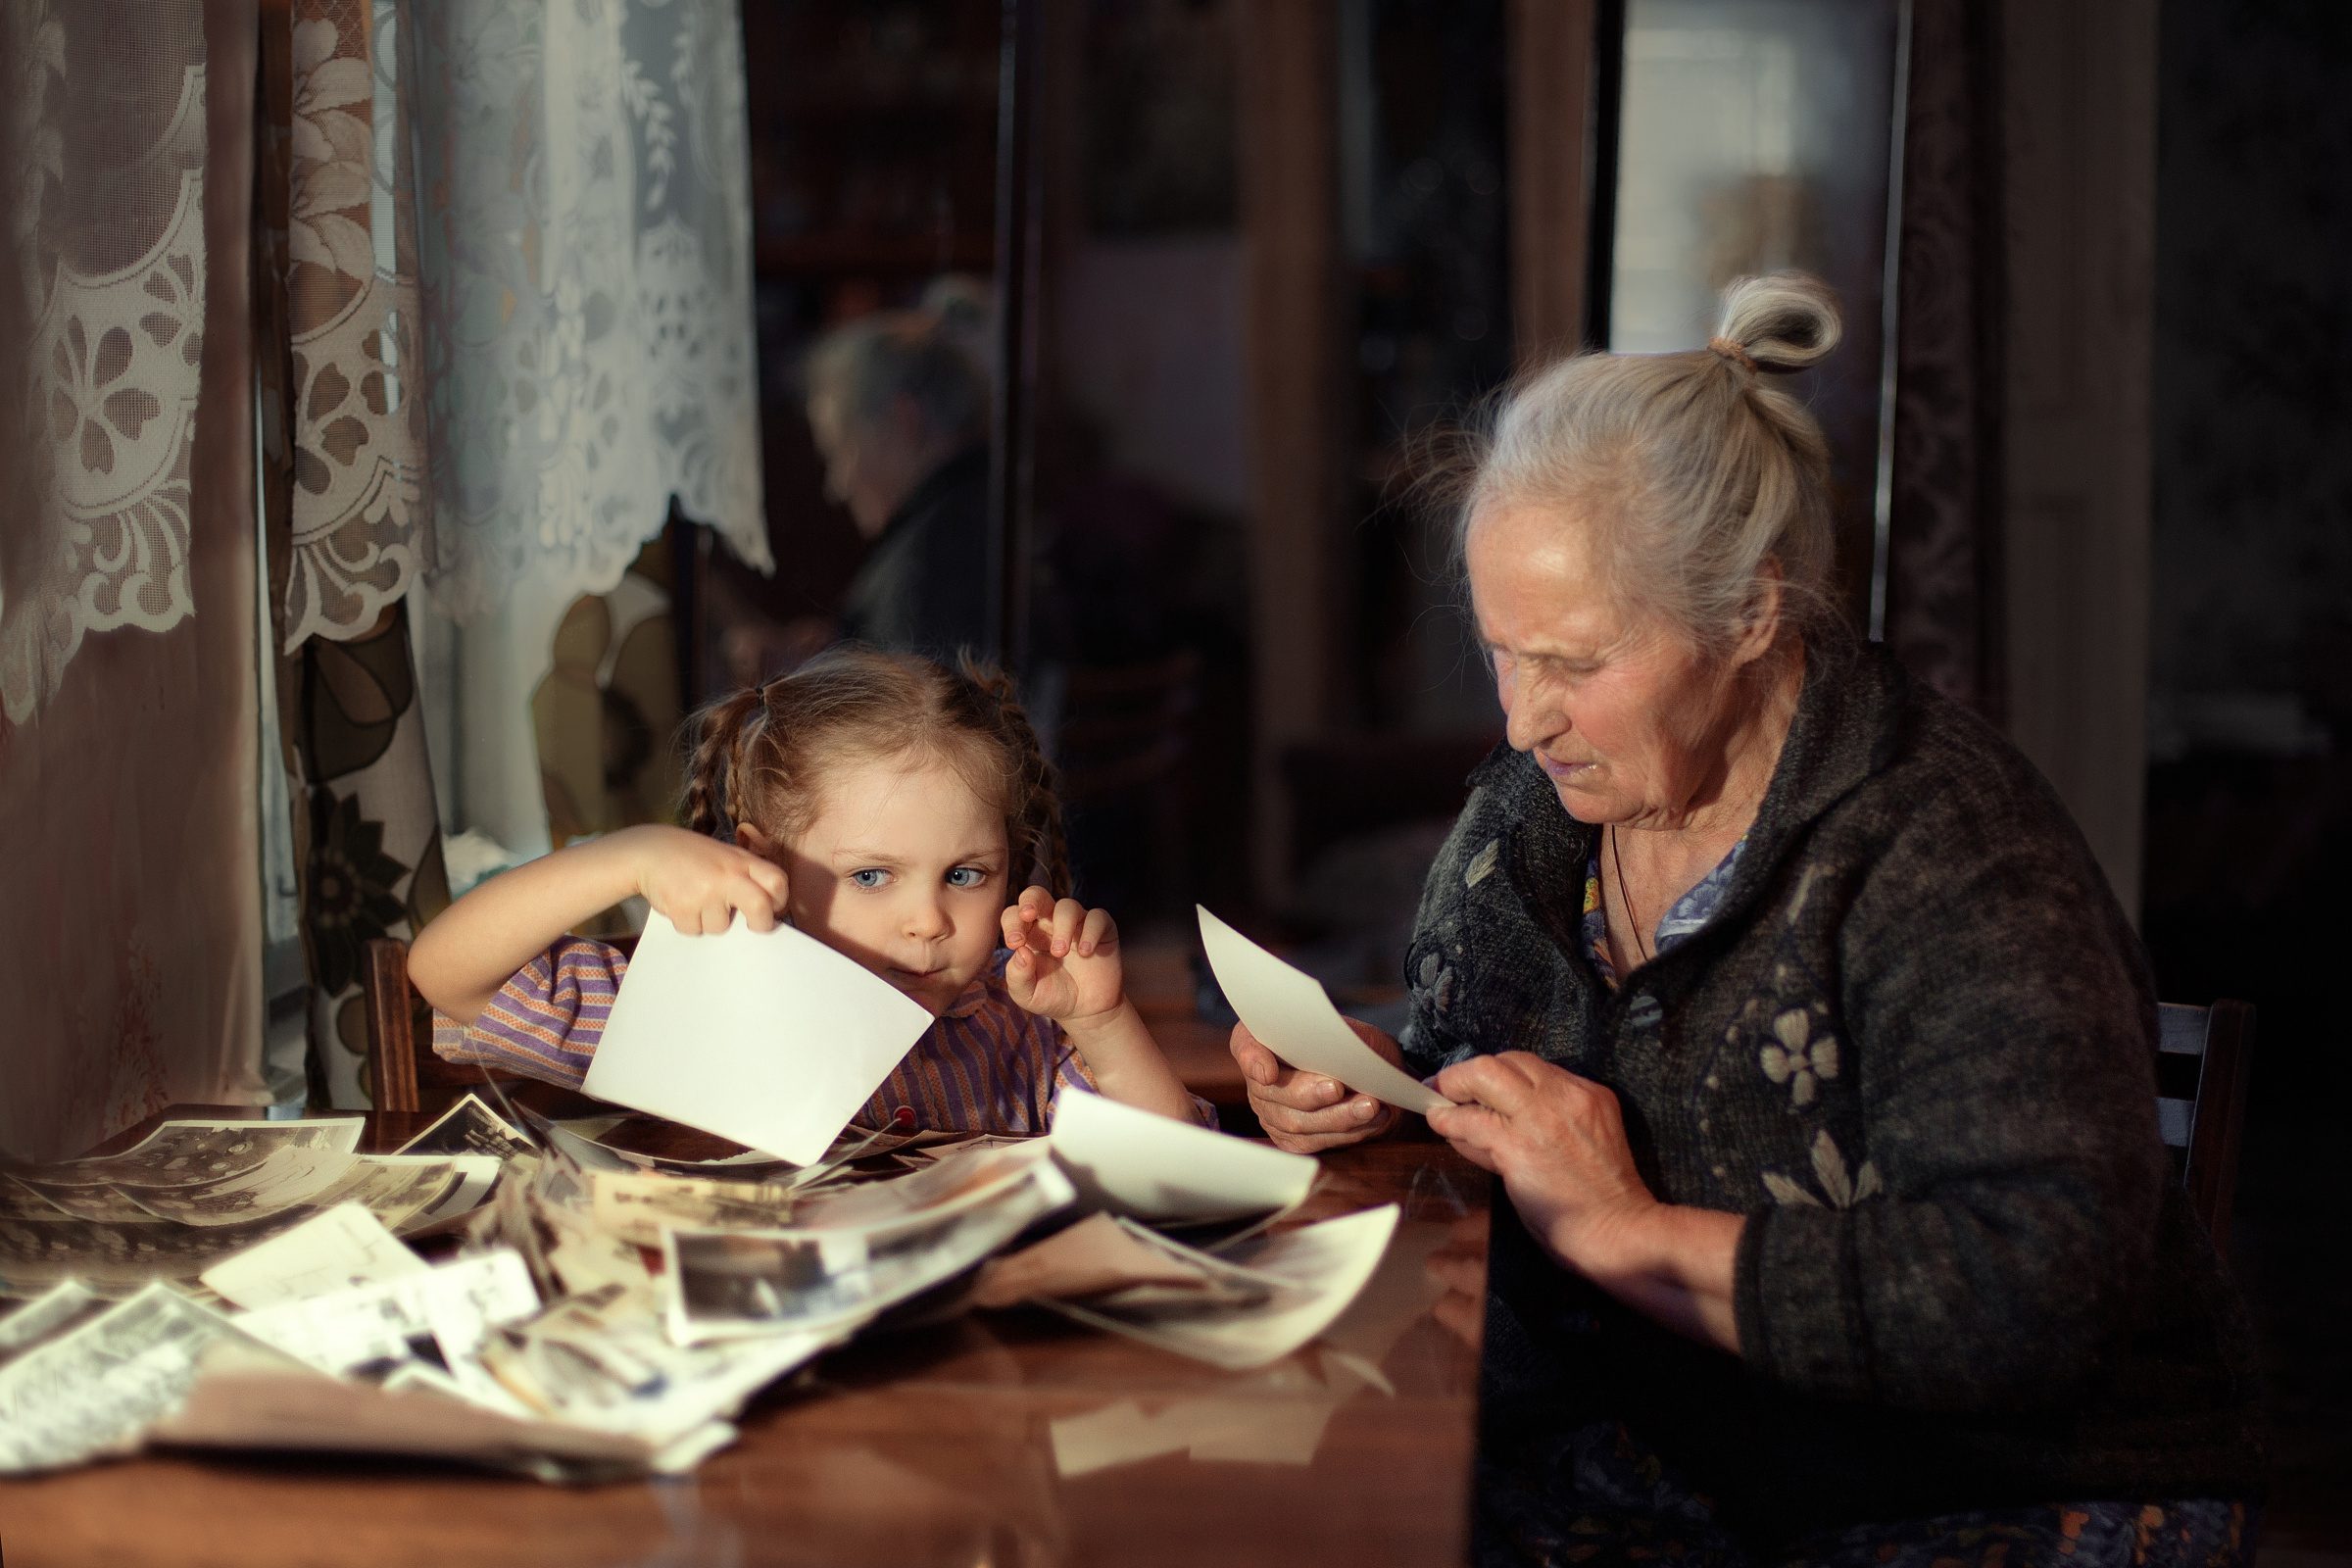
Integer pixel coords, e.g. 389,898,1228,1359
0,1102,1490,1568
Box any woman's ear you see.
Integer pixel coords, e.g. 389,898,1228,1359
1733,557,1787,666
735,822,776,859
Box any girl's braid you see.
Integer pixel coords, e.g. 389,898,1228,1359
953,657,1072,899
680,684,767,836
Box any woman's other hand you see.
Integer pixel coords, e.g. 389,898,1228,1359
1230,1019,1401,1152
1427,1052,1654,1269
1002,888,1126,1022
629,824,790,935
1429,1051,1741,1353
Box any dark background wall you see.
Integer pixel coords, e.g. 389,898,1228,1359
2144,0,2352,1542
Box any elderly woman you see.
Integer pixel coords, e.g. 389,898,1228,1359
1234,274,2263,1566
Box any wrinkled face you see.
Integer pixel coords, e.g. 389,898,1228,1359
1467,501,1748,829
769,752,1009,1015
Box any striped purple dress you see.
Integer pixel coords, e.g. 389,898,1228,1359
431,937,1215,1134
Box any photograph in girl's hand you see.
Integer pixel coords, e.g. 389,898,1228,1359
405,647,1216,1140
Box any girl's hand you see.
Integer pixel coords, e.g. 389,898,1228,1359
627,824,790,935
1001,888,1125,1022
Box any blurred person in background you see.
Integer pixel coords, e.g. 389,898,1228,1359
726,308,992,681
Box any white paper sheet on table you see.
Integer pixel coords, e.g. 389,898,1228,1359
1196,906,1452,1115
199,1203,428,1309
581,912,935,1166
153,1341,662,1473
1050,1090,1316,1222
231,1250,541,1378
1049,1202,1402,1371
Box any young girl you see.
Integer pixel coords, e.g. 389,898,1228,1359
407,648,1213,1133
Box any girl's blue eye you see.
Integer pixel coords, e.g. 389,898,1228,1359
946,866,987,889
850,869,890,889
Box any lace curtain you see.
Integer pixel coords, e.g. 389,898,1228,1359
2,4,213,719
405,0,769,880
0,0,269,1159
410,0,769,624
2,0,775,1122
262,0,768,1104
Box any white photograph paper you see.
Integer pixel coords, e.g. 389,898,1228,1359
1050,1203,1401,1371
1196,906,1451,1115
199,1203,428,1309
582,912,935,1166
1050,1090,1316,1223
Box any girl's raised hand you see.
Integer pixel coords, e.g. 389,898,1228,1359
626,824,790,934
1001,887,1125,1023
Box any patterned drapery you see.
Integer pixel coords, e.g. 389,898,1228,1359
1885,0,2004,718
0,0,268,1160
253,0,449,1109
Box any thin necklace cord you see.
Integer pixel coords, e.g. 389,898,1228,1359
1609,823,1652,969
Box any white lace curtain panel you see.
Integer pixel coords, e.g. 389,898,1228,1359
409,0,770,628
271,0,771,1106
6,0,767,713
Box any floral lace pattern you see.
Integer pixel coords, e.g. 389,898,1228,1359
407,0,768,627
268,0,435,649
3,6,210,723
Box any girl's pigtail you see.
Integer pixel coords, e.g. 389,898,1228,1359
680,684,766,837
955,656,1072,899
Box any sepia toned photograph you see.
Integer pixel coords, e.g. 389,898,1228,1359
1,0,2343,1559
392,1096,535,1163
59,1122,366,1190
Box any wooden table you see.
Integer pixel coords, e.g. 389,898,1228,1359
0,1106,1489,1568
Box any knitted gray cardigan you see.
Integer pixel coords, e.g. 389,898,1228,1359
1399,641,2264,1541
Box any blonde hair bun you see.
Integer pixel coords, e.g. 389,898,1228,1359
1457,270,1848,659
1718,271,1843,374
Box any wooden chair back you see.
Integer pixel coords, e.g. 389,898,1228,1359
361,933,638,1112
2154,1000,2256,1255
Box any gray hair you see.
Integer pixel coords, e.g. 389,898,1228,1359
1461,271,1844,659
805,310,989,447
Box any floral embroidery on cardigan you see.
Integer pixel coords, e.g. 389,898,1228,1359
1761,1007,1840,1105
1763,1129,1883,1208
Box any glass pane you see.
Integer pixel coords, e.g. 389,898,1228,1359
1608,0,1900,616
1339,0,1511,737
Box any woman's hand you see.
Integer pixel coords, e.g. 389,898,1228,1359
1428,1051,1742,1353
1002,888,1125,1022
628,824,790,935
1230,1019,1401,1153
1427,1052,1656,1268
